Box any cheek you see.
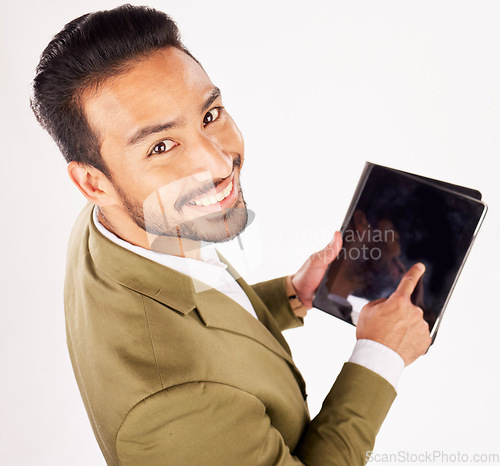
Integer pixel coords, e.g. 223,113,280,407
141,173,185,205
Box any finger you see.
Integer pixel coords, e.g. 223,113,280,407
312,231,343,265
361,298,386,311
394,262,426,297
369,298,387,306
324,230,343,264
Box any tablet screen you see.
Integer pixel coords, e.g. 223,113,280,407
313,164,486,338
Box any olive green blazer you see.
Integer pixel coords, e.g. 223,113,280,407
64,203,396,465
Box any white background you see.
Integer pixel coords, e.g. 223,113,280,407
1,1,499,465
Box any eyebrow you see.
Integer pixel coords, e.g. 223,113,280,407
201,87,221,113
127,121,179,146
126,86,222,147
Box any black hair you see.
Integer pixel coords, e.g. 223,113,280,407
30,4,195,178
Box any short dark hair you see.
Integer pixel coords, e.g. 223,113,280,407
31,4,195,177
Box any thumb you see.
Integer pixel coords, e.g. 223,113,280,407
313,231,343,266
292,231,343,308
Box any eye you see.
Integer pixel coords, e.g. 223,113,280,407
203,107,221,126
149,139,177,157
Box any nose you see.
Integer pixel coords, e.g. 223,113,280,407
187,131,234,179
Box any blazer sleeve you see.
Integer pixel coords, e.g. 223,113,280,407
116,363,395,466
251,277,304,332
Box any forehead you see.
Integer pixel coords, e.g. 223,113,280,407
82,47,213,142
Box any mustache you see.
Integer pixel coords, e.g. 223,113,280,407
174,155,242,211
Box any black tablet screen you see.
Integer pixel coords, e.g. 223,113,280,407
313,165,486,333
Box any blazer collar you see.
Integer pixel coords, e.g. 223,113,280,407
88,205,305,394
89,206,197,315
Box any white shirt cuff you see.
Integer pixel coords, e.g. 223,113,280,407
348,339,405,391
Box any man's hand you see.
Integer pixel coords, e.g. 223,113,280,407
288,231,343,316
356,263,432,366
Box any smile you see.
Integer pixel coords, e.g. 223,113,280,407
188,181,233,206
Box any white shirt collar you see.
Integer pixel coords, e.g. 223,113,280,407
91,205,258,318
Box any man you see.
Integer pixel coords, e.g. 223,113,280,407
31,5,431,465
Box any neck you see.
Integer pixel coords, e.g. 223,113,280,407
97,205,202,260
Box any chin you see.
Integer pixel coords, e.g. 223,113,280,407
180,202,249,243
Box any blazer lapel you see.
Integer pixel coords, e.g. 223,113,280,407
89,209,306,396
192,284,294,365
192,283,306,398
222,259,294,355
213,255,306,396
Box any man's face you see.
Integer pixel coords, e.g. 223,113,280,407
83,47,247,244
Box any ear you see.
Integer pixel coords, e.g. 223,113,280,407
67,161,116,207
353,209,370,233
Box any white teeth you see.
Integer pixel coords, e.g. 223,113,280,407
191,181,233,207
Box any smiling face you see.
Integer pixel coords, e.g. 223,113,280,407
82,47,247,249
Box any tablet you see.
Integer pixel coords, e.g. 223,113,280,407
312,163,487,343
